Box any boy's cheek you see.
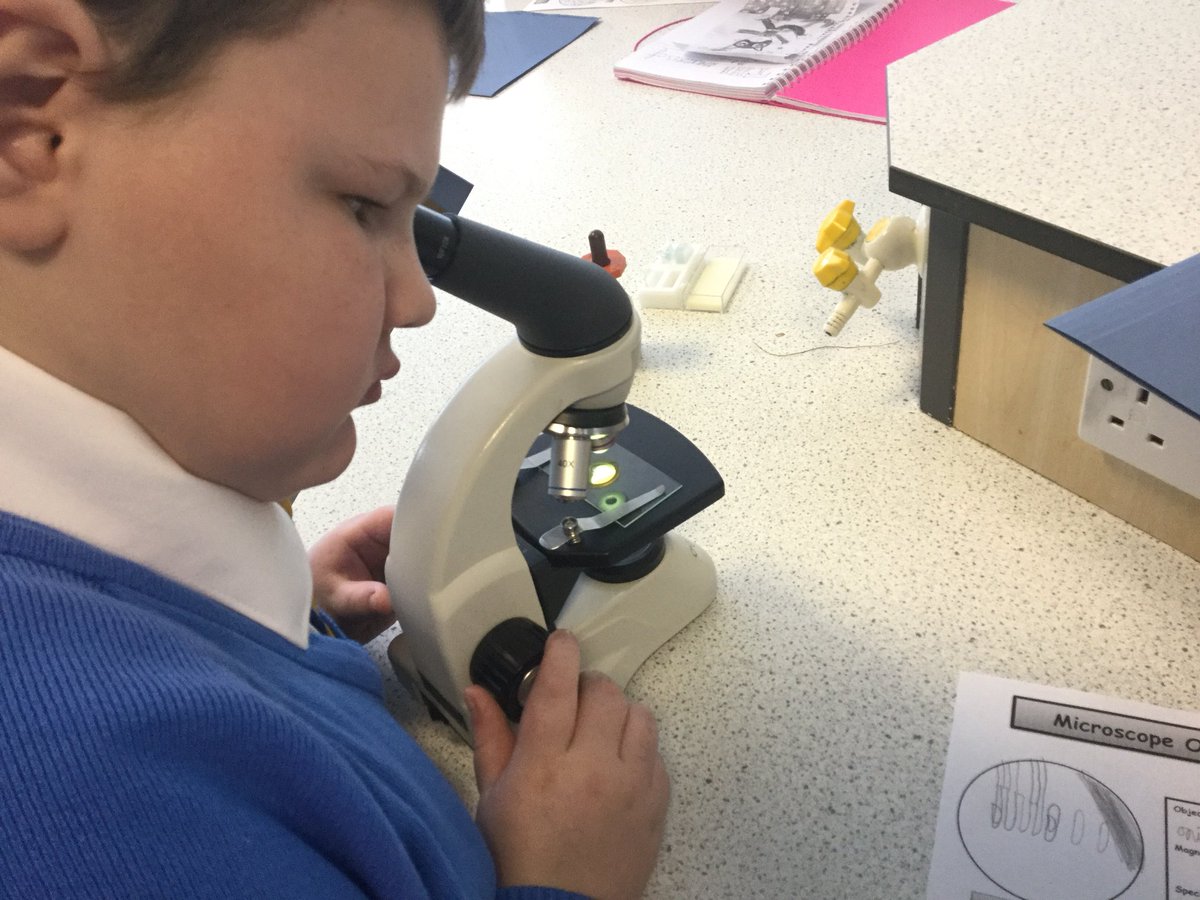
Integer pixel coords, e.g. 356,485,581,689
190,404,358,499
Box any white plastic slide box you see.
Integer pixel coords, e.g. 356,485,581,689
634,243,746,312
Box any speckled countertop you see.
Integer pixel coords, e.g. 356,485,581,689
888,0,1200,269
293,5,1200,897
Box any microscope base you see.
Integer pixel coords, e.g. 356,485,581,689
387,531,716,741
556,532,717,689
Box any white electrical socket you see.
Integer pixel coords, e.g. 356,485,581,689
1078,356,1200,499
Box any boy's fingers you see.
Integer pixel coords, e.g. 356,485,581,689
516,629,580,751
328,580,389,620
573,671,632,753
365,582,393,614
347,507,393,575
649,754,670,829
467,686,515,794
359,505,394,547
618,701,660,768
335,579,374,607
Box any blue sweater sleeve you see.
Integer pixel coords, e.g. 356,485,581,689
0,513,593,900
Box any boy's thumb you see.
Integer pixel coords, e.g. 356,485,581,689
465,685,515,794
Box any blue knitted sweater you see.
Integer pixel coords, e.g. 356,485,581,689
0,511,582,899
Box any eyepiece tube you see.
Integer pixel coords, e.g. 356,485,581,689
412,205,632,358
414,205,459,280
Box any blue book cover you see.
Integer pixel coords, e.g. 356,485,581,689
1046,252,1200,420
470,12,598,97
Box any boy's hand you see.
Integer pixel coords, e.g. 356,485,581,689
466,630,669,900
307,506,396,644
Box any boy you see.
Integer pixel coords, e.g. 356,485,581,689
0,1,668,897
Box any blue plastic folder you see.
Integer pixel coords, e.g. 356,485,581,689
426,166,472,214
1046,252,1200,420
469,12,599,98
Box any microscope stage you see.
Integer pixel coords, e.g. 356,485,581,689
512,403,724,569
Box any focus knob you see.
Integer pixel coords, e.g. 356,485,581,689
469,618,549,722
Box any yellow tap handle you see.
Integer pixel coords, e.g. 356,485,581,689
812,247,858,292
815,200,862,253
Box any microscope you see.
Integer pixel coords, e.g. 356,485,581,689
384,207,724,741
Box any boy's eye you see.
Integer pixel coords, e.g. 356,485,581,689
344,195,386,227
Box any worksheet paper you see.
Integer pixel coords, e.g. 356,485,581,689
927,673,1200,900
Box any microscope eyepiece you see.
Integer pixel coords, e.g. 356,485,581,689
414,205,459,280
412,205,632,358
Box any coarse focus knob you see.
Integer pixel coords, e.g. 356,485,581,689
469,618,550,722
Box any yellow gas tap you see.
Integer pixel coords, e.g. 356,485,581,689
812,201,928,336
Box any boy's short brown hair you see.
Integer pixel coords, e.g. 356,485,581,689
80,0,484,101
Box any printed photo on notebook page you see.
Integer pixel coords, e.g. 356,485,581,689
671,0,890,64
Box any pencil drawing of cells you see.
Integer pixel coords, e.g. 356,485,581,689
957,760,1143,900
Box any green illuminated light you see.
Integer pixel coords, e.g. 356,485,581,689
600,492,626,511
589,461,619,487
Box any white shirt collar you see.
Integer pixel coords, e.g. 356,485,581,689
0,345,313,647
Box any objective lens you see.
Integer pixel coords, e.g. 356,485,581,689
548,435,591,500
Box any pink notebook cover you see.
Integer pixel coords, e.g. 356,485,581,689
773,0,1013,122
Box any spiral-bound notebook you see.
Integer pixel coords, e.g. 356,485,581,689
615,0,1012,122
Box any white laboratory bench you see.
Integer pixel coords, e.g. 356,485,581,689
293,4,1200,896
889,0,1200,273
888,0,1200,561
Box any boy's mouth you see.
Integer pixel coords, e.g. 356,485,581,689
360,381,384,405
360,357,400,406
379,357,401,382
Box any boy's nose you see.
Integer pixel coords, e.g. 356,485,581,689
387,248,436,329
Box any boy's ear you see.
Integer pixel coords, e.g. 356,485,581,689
0,0,109,253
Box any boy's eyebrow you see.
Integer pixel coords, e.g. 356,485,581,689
354,154,434,200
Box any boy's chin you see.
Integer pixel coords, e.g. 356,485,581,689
289,423,359,496
234,421,359,503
